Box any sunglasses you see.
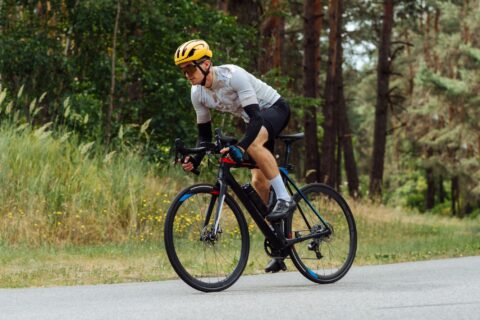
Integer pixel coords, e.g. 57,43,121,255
180,59,208,77
180,63,198,76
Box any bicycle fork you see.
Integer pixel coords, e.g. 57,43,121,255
202,163,228,238
212,179,227,235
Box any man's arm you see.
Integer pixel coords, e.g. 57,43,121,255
188,121,212,168
229,69,263,151
237,104,263,151
183,89,212,171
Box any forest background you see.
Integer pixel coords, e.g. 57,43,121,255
0,0,479,286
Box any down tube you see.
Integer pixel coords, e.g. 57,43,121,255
225,173,283,248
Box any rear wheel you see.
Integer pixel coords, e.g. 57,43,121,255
287,183,357,283
164,184,249,292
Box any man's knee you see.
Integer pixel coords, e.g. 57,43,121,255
246,127,269,153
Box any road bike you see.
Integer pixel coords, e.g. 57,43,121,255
164,128,357,292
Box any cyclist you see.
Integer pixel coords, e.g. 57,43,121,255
174,39,295,273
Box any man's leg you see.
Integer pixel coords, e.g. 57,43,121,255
251,169,270,204
246,127,295,220
247,126,291,273
246,127,286,200
246,127,279,179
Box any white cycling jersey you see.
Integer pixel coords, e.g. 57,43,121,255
191,64,280,124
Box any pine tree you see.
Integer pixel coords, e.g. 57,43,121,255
410,0,480,216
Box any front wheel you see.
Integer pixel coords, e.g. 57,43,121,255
164,184,249,292
286,183,357,284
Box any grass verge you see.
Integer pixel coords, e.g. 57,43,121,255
1,202,479,288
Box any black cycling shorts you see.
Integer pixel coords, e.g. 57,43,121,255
260,97,291,153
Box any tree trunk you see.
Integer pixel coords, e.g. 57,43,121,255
339,81,360,198
451,176,460,216
226,0,263,70
259,0,284,73
320,0,342,187
333,2,359,197
369,0,394,199
426,148,435,210
426,169,435,210
303,0,322,183
336,132,342,190
105,0,121,145
217,0,228,12
227,0,263,27
405,30,414,97
120,0,144,126
64,0,80,57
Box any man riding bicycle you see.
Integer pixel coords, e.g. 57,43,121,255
174,39,295,273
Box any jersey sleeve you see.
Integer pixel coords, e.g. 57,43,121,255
191,87,212,124
230,68,259,107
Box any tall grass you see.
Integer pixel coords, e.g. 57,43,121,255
0,122,191,245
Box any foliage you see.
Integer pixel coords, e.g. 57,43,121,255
0,0,255,149
384,169,428,211
0,0,479,227
407,0,480,215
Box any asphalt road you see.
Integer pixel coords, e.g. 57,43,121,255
1,256,479,320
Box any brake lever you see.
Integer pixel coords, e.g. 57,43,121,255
174,138,201,176
173,138,183,164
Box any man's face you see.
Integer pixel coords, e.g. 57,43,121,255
179,60,208,85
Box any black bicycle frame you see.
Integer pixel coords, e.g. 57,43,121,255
279,167,330,227
279,167,332,246
213,157,285,249
208,157,331,251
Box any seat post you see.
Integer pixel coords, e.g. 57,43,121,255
276,132,305,170
282,142,292,168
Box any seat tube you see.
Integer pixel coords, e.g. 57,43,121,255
283,143,291,167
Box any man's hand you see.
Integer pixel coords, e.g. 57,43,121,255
220,145,245,163
181,156,196,172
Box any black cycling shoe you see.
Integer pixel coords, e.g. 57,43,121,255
266,199,296,222
265,258,287,273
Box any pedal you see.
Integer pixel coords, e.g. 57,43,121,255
307,240,323,259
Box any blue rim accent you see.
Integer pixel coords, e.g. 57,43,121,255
279,167,289,175
179,193,193,202
307,268,319,279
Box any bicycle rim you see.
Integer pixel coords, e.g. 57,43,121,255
287,183,357,283
164,184,249,292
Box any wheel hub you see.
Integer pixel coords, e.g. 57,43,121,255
200,226,221,245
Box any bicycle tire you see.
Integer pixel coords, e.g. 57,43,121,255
286,183,357,284
164,184,250,292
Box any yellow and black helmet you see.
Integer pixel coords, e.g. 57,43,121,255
174,39,213,65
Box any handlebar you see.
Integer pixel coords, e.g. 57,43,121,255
173,128,238,175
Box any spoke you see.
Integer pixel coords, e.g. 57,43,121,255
201,242,209,280
168,187,248,290
212,247,225,282
175,192,242,282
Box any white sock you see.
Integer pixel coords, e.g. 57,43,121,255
270,175,291,201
